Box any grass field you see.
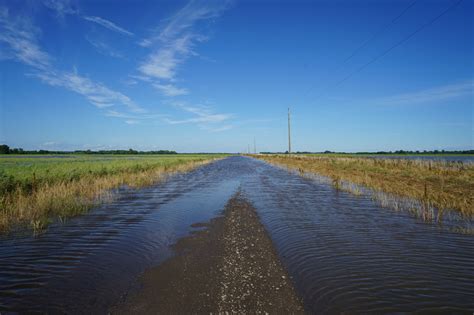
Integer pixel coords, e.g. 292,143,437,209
0,154,224,232
291,153,474,158
255,155,473,219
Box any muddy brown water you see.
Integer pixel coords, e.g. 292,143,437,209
0,156,473,313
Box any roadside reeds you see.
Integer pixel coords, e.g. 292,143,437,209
255,155,473,219
0,155,221,233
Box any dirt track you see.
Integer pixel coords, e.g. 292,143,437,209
113,192,305,314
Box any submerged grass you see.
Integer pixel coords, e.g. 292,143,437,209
254,155,473,219
0,154,224,232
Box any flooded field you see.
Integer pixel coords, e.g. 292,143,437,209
368,155,474,163
0,156,473,313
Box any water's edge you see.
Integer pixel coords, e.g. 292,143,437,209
0,156,472,313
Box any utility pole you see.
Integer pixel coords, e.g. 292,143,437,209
253,137,256,154
248,144,250,154
288,107,292,155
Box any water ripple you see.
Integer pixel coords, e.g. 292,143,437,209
0,156,472,313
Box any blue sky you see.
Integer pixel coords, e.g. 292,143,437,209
0,0,472,153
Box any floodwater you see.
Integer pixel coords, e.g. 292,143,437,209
0,156,473,313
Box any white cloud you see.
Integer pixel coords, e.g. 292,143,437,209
137,0,230,97
105,110,165,120
42,1,134,37
86,36,123,58
32,69,144,112
139,44,181,80
376,81,474,106
2,2,233,131
139,0,228,47
43,141,58,146
133,0,233,130
175,102,232,122
138,34,199,83
83,15,134,37
0,7,145,115
42,0,77,17
153,83,188,96
105,110,131,118
164,114,230,125
200,124,233,132
0,7,50,69
125,120,139,125
163,101,232,132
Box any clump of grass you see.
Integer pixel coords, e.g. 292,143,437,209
255,155,473,219
0,155,223,233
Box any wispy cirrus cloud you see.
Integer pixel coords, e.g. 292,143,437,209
375,80,474,106
125,120,139,125
164,114,231,125
164,101,233,132
42,0,77,17
0,6,144,114
138,37,188,80
43,0,134,36
200,124,233,132
86,36,123,58
105,110,166,120
138,0,225,47
83,16,134,37
0,7,51,69
43,141,59,146
31,68,143,112
153,83,188,97
3,1,234,131
137,0,230,96
135,0,232,131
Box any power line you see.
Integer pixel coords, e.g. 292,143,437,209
341,0,418,64
310,0,463,102
304,0,418,98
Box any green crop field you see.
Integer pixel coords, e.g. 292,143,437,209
0,154,225,232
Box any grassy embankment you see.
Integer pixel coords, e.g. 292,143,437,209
0,154,224,232
255,155,473,220
305,153,474,158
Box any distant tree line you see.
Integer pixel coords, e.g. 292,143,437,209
74,149,177,155
1,144,473,155
0,145,177,155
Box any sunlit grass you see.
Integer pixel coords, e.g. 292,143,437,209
254,155,473,219
0,154,225,232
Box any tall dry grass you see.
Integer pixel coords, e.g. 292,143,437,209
0,159,215,233
255,155,473,218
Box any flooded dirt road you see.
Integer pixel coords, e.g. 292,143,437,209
0,156,473,313
115,193,305,314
